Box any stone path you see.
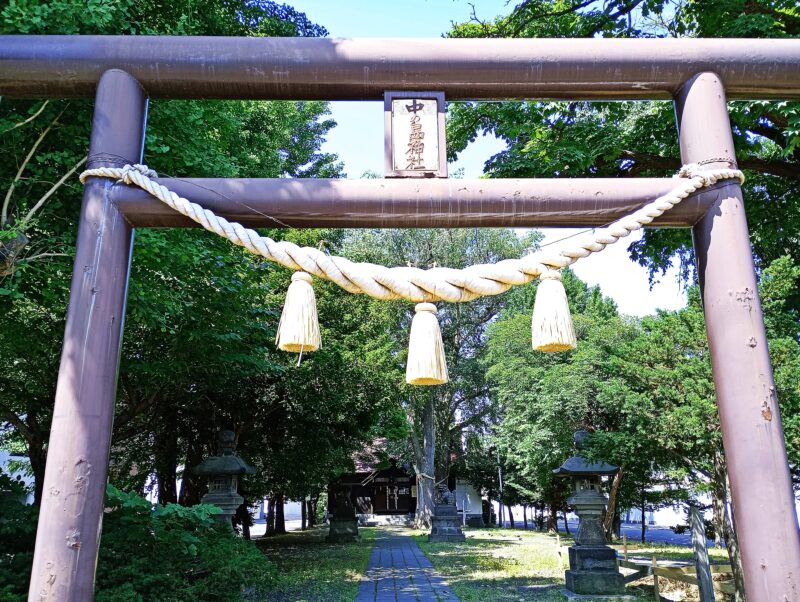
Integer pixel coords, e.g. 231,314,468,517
356,529,460,602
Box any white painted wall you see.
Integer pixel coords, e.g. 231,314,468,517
455,479,482,516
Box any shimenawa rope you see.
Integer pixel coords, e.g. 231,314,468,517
79,163,743,303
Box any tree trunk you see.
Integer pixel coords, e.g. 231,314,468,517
507,504,515,528
29,436,47,507
301,497,307,530
523,505,528,530
640,489,646,543
235,501,252,540
546,502,558,533
275,493,286,534
154,423,178,505
413,396,436,528
711,488,723,548
266,497,276,536
155,447,178,505
537,503,544,531
416,475,435,528
499,501,504,527
156,466,177,504
178,439,205,506
603,469,623,541
563,510,570,535
307,498,316,528
713,450,746,602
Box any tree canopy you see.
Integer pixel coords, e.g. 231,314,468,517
447,0,800,287
0,0,405,515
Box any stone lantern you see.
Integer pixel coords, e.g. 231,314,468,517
553,431,629,599
193,430,255,523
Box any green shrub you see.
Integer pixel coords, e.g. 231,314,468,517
97,484,276,601
0,472,37,601
0,480,275,601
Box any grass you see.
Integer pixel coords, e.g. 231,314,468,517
251,524,734,601
255,526,376,601
414,527,653,601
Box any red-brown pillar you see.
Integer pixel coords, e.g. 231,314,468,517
28,70,147,601
676,72,800,602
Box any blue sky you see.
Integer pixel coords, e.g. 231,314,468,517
291,1,511,38
290,0,510,180
289,0,686,316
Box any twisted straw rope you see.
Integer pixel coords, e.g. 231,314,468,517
80,164,743,303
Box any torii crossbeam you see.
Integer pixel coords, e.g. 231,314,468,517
2,36,799,602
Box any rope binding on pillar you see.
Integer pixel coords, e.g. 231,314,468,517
79,163,744,386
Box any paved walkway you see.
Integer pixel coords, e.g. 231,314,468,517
356,530,460,602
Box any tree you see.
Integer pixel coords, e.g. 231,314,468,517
227,276,408,530
603,259,800,597
447,0,800,289
342,228,536,526
483,271,638,528
0,0,339,503
484,257,800,598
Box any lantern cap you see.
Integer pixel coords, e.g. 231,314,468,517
193,430,256,476
553,431,618,477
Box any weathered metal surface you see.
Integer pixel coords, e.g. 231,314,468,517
27,70,147,602
111,177,725,228
677,72,800,602
2,37,800,100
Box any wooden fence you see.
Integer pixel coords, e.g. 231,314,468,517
555,533,737,600
617,555,735,598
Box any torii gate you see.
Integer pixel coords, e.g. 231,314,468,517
2,36,799,602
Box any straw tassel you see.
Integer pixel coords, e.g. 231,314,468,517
276,271,321,353
406,303,449,386
531,270,576,352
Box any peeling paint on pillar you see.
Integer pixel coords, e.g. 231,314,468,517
63,458,91,519
37,561,57,602
676,72,800,602
66,529,81,550
735,287,754,311
27,70,148,602
761,398,774,422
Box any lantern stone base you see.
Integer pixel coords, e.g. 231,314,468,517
428,504,466,543
559,589,635,601
564,571,627,596
326,516,360,543
564,546,627,596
